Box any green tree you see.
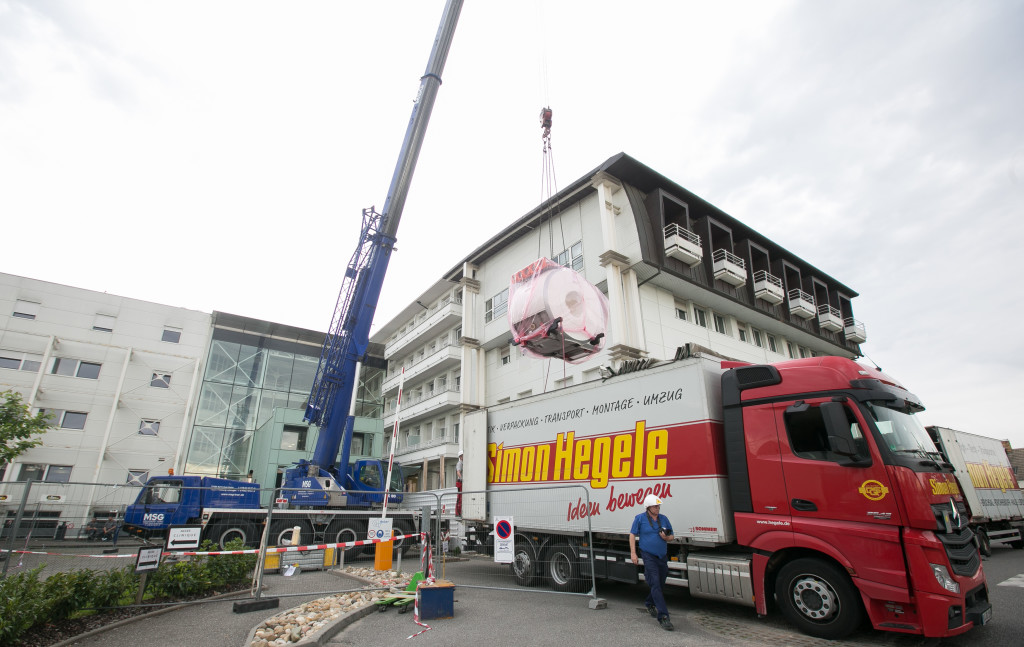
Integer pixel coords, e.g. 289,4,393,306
1,390,51,470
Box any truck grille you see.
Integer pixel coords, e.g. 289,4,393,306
932,501,979,577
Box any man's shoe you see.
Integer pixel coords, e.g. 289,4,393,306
646,604,657,618
659,617,674,631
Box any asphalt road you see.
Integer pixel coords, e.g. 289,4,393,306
50,543,1024,647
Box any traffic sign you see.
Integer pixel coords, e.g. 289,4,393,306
166,525,202,550
494,516,514,563
368,517,393,541
135,546,162,572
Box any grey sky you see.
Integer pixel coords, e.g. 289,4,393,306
1,1,1022,445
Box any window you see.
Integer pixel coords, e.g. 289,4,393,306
51,358,101,379
713,314,728,335
767,335,778,353
675,307,687,321
151,373,171,388
18,463,45,481
45,465,72,483
784,403,867,462
280,425,308,451
738,328,747,343
144,481,182,505
139,420,161,436
787,342,796,358
13,300,40,320
752,329,763,348
553,241,584,272
93,314,116,332
60,411,88,429
497,397,511,404
484,288,509,323
454,326,462,342
693,307,708,328
799,346,809,358
454,422,460,442
352,432,366,456
500,349,511,366
162,328,182,344
0,356,21,370
127,470,149,486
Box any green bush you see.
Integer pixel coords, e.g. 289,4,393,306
0,567,47,644
43,569,96,621
91,565,140,609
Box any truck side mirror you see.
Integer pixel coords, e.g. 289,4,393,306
821,402,872,468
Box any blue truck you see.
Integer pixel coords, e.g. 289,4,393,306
120,474,417,557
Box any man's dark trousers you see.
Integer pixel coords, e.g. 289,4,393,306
641,549,670,619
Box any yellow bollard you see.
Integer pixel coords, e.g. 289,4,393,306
374,530,394,571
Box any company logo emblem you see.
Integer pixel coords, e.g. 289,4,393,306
142,512,165,525
301,480,312,488
858,480,889,501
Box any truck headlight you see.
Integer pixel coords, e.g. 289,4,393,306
930,564,960,594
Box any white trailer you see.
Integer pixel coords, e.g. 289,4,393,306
928,425,1024,554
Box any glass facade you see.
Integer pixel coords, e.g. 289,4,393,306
185,326,323,478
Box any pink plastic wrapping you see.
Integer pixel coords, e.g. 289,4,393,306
507,258,610,363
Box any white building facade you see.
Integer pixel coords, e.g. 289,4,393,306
0,273,211,516
373,153,868,492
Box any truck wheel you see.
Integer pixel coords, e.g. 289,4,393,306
546,543,584,592
775,558,863,640
327,520,366,562
210,522,257,550
392,520,416,557
269,520,311,548
977,528,992,557
511,536,539,586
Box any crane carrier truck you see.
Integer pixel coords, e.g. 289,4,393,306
460,351,990,639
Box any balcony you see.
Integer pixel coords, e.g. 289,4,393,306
752,270,785,305
844,317,867,344
383,340,460,395
712,249,747,287
383,386,461,428
664,223,703,267
788,289,815,319
817,304,843,332
384,296,462,359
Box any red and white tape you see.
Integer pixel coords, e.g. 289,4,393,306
0,531,425,559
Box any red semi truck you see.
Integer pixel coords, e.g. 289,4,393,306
461,352,990,639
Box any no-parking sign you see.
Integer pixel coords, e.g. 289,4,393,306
368,517,393,542
494,516,514,563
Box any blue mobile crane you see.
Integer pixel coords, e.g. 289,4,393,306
121,1,463,550
284,0,463,508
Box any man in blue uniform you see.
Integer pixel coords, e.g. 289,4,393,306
629,493,675,631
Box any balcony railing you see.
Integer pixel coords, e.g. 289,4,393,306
844,317,867,343
712,249,747,287
383,386,461,427
752,270,785,305
664,223,703,267
382,339,459,393
817,304,843,332
788,289,815,319
384,297,463,359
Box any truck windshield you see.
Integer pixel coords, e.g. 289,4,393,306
389,467,403,493
866,403,940,456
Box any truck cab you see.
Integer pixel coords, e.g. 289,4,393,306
121,475,260,541
725,357,990,637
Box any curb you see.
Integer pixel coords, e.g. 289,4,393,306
49,588,251,647
242,602,376,647
241,572,389,647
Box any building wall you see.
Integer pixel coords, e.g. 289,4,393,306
0,273,210,491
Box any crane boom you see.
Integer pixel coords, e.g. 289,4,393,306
295,0,463,504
